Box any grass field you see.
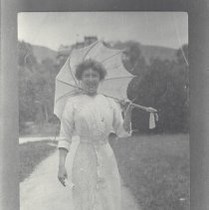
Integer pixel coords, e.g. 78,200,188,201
20,134,189,210
19,140,57,182
111,134,190,210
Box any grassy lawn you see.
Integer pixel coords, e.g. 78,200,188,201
111,134,190,210
19,140,57,182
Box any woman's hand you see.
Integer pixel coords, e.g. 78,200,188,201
119,100,134,132
119,99,132,111
108,132,117,141
58,166,68,187
108,132,118,146
58,148,68,186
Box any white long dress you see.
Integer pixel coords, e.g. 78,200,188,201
58,93,129,210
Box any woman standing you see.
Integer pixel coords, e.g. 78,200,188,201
57,59,133,210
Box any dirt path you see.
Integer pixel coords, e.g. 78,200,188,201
19,136,59,144
20,141,140,210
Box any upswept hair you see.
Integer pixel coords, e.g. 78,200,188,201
75,59,107,81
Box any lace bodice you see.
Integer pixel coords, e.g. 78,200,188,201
58,94,127,150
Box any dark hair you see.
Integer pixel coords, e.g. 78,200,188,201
75,59,107,81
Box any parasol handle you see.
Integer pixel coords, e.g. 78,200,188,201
107,95,158,113
130,103,157,113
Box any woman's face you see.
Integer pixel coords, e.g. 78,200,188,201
81,68,100,95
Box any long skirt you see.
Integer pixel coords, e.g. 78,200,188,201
68,140,121,210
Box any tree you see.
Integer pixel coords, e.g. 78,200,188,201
18,41,39,133
176,44,188,66
128,57,189,134
18,41,38,69
18,41,61,134
122,41,148,77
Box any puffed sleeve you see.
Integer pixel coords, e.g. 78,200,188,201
111,99,131,138
57,98,75,151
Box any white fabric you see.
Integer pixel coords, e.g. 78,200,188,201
149,112,159,129
58,94,129,210
149,113,155,129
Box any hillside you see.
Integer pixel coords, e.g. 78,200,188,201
140,45,177,63
111,41,177,63
32,44,57,63
28,42,177,64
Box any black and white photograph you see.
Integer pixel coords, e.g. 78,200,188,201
17,11,189,210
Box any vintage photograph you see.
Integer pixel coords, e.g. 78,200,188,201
18,12,189,210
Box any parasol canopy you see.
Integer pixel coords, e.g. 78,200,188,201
54,41,135,120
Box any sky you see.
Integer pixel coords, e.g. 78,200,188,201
18,12,188,51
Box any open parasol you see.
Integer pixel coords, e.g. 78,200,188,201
54,41,157,123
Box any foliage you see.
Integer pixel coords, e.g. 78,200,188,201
127,44,189,133
114,41,147,77
122,41,147,76
18,41,60,134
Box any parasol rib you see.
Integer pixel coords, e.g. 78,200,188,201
100,51,122,63
55,79,80,103
67,57,79,87
83,41,100,61
55,91,79,103
56,78,78,87
104,76,134,81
